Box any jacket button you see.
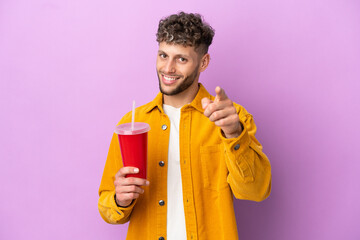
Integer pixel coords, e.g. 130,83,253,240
159,237,165,240
159,200,165,206
234,144,240,150
162,124,167,130
159,161,165,167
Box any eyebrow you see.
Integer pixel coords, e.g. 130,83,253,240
157,50,190,59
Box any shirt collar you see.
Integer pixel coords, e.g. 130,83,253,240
145,83,213,114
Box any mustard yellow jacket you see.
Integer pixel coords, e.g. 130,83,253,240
98,84,271,240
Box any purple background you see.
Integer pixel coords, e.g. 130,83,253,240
1,0,359,239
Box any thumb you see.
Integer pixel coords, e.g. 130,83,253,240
201,97,212,109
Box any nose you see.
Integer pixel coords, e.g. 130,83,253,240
163,59,176,74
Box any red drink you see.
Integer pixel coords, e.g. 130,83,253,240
115,122,150,179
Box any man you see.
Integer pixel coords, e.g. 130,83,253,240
98,12,271,240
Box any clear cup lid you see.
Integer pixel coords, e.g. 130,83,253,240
114,122,150,135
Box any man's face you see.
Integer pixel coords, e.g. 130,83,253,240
156,42,202,96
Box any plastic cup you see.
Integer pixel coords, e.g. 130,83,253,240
115,122,150,179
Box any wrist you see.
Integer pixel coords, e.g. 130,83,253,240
114,194,133,208
223,123,243,139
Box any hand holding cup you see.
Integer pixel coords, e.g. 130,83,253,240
114,167,150,207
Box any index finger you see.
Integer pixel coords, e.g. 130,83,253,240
214,86,228,102
115,167,139,178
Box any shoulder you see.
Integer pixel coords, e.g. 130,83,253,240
117,100,155,125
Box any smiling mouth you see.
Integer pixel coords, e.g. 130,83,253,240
161,74,182,84
163,75,179,81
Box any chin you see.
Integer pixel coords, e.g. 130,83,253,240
159,85,179,96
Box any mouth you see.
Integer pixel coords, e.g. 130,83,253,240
161,74,182,85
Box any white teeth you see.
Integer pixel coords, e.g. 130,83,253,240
163,75,177,81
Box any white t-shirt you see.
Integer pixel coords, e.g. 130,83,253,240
163,104,187,240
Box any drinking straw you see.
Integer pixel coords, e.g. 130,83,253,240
131,100,135,131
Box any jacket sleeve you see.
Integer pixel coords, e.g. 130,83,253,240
220,105,272,202
98,114,136,224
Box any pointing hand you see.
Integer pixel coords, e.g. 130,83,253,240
201,86,242,138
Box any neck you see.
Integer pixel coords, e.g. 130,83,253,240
163,82,199,108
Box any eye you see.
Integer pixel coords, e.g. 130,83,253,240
159,53,167,59
178,57,187,63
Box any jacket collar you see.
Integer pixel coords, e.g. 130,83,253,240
145,83,213,114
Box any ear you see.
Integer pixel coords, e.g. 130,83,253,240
199,53,210,72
